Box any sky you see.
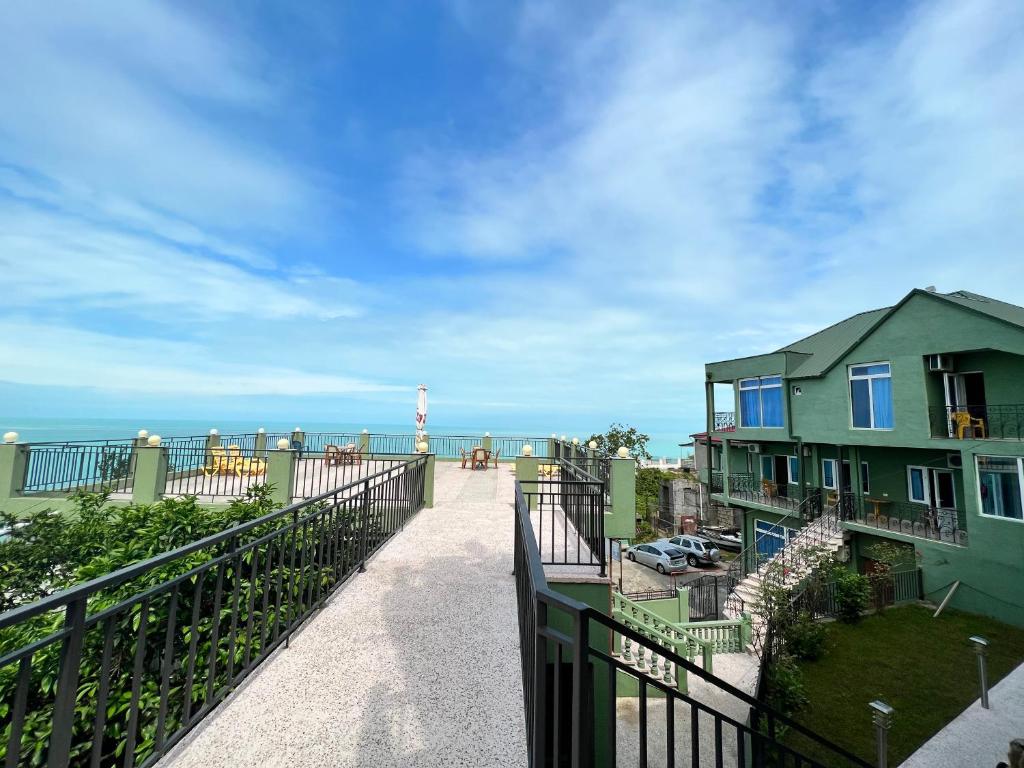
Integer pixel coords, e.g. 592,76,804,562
1,0,1023,437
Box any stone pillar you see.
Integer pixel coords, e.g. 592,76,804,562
423,453,436,508
132,445,169,504
0,440,29,501
516,454,540,510
266,444,296,508
254,429,267,456
290,428,305,451
677,585,690,624
482,432,493,453
607,454,636,539
206,430,221,451
722,437,731,497
548,435,556,460
358,429,370,456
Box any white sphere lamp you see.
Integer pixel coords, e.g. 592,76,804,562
616,446,629,458
276,438,291,450
3,431,18,444
209,428,219,436
588,440,598,450
147,435,162,447
522,444,533,457
137,429,149,439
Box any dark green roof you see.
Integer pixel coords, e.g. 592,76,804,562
770,288,1024,379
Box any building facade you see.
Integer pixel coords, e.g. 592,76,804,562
702,288,1024,627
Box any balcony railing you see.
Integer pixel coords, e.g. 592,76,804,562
929,404,1024,440
520,468,606,574
512,481,871,768
714,411,736,431
849,496,968,545
0,456,427,768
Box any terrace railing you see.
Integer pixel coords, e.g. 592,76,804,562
23,442,138,495
929,403,1024,440
519,471,606,575
714,411,736,431
849,495,967,545
292,454,410,501
0,456,427,768
513,482,871,768
791,567,924,618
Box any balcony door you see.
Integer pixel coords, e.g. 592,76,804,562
943,372,987,436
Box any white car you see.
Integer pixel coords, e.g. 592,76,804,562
625,542,688,574
663,535,721,567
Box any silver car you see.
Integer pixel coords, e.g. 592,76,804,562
664,535,721,567
626,542,688,574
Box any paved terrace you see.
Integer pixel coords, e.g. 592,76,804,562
160,463,527,768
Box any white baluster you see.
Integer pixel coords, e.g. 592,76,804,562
636,639,647,671
663,659,674,687
623,633,633,663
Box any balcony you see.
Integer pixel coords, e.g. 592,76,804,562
847,495,968,546
929,404,1024,440
713,411,736,431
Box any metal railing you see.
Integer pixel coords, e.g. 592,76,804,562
513,482,871,768
519,473,606,574
849,496,968,544
714,411,736,431
23,443,138,495
0,456,427,768
292,454,410,501
929,403,1024,440
727,472,812,513
791,568,924,618
164,445,266,498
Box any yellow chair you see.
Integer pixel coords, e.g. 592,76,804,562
202,446,228,477
953,411,986,439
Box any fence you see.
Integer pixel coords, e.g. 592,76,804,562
851,496,968,545
512,482,872,768
0,456,427,768
23,443,137,495
519,474,606,574
163,445,264,498
292,454,411,500
791,568,924,618
929,403,1024,440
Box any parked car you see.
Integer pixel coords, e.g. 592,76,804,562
625,542,688,574
663,535,721,567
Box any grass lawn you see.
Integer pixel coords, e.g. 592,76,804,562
782,604,1024,766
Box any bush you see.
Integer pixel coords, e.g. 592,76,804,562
832,569,871,623
766,653,809,716
783,612,828,661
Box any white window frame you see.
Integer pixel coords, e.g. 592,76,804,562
907,465,929,505
787,456,799,485
737,375,784,429
822,458,838,490
848,361,894,431
975,455,1024,523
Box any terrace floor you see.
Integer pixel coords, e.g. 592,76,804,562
159,462,527,768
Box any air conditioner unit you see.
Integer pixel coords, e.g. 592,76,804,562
928,354,954,372
747,444,761,454
947,453,963,470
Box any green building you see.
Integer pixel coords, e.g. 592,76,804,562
701,287,1024,627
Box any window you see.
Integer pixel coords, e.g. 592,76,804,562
861,462,870,494
977,456,1024,521
822,459,838,490
738,375,784,428
907,467,927,504
849,362,894,429
761,455,774,480
788,456,799,485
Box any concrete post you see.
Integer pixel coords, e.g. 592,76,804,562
254,429,267,456
0,441,30,501
290,429,305,452
482,432,493,453
676,585,689,623
423,453,436,508
548,435,556,460
607,456,636,539
358,430,370,456
132,446,168,504
740,612,753,647
722,437,731,497
516,455,540,510
266,447,296,508
206,430,221,451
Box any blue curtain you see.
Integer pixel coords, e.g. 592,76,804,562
823,460,835,488
850,379,872,428
740,389,761,427
761,387,783,427
910,468,925,501
872,377,894,428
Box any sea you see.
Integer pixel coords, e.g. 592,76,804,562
1,417,699,460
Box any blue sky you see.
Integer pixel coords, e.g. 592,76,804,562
1,0,1023,436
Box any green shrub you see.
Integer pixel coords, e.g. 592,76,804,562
783,612,828,661
766,653,809,716
832,569,871,623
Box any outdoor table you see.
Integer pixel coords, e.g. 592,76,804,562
472,447,489,470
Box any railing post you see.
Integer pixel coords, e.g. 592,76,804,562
516,453,540,511
206,428,221,452
482,432,493,454
358,428,370,456
607,453,636,539
48,597,87,768
869,700,894,768
132,441,169,504
677,584,689,623
291,427,305,455
423,453,436,508
359,480,371,572
532,599,549,768
254,428,267,456
266,441,296,507
740,612,753,648
969,636,991,709
571,609,592,768
0,434,29,501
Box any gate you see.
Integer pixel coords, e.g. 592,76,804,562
688,574,723,621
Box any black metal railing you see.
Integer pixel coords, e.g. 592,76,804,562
23,443,138,495
519,472,606,575
0,456,427,768
714,411,736,431
929,403,1024,440
709,470,724,494
513,482,871,768
292,455,410,501
791,568,924,618
164,445,267,498
849,496,967,545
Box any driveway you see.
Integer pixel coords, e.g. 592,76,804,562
611,541,730,594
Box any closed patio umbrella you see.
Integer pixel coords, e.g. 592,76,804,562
416,384,428,439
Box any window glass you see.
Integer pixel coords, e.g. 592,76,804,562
739,378,759,389
851,363,890,377
822,459,837,490
761,455,774,480
761,375,783,386
850,379,872,428
861,462,870,494
737,376,783,428
978,456,1024,520
872,377,894,429
850,362,894,429
762,386,784,427
908,467,926,503
788,456,799,484
739,386,761,427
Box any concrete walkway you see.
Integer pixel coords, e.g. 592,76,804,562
900,659,1024,768
161,463,527,768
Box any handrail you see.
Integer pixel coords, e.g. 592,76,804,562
0,456,428,630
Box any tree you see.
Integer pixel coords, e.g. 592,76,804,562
587,423,652,462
